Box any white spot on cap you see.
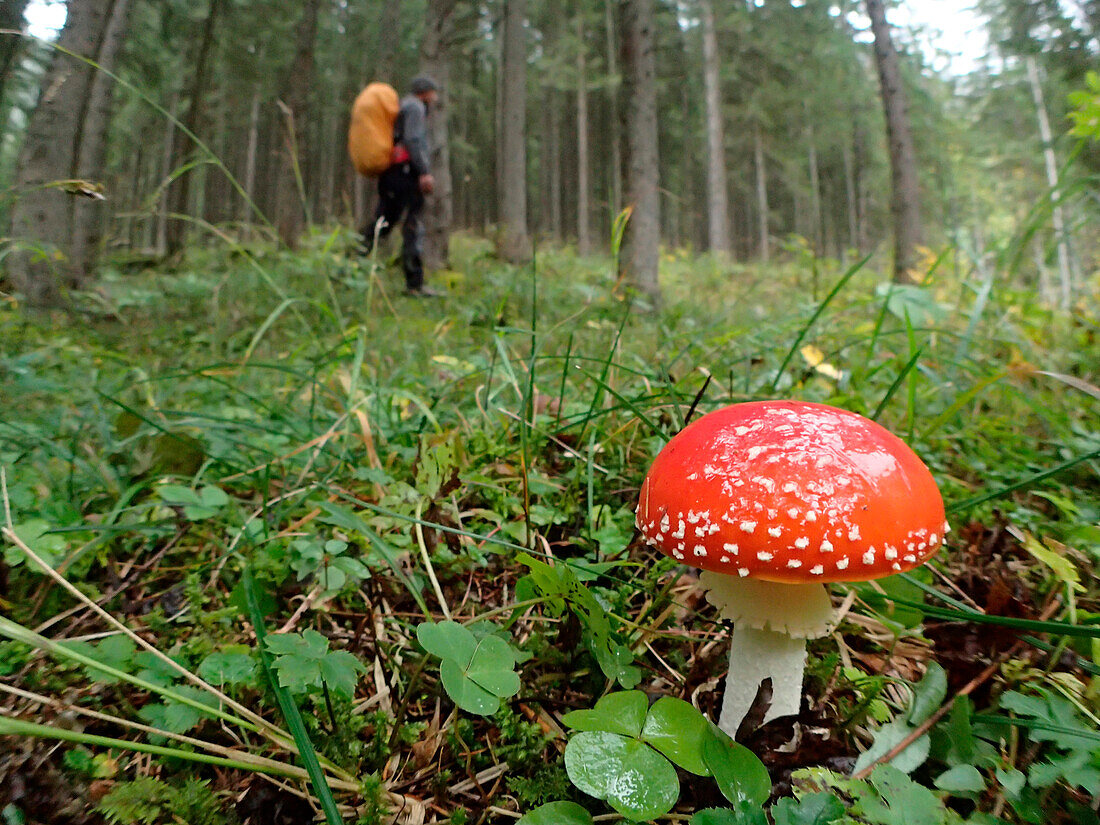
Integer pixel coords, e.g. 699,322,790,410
768,526,783,538
820,540,834,553
884,546,897,560
673,550,684,560
747,445,767,460
782,482,798,493
810,565,824,575
836,557,849,570
903,554,917,563
738,568,750,577
757,477,776,493
654,533,664,543
787,507,800,519
862,549,876,565
722,543,739,555
787,559,802,568
943,521,951,534
805,511,818,522
720,555,730,563
848,525,862,541
660,514,670,532
794,537,809,549
693,545,707,557
740,520,757,534
892,562,902,570
757,551,773,561
672,522,686,539
929,533,939,545
686,472,698,481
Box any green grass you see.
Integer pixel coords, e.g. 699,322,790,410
1,230,1097,824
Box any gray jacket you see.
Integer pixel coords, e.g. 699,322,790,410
395,95,431,176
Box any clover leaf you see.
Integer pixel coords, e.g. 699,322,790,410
565,730,679,821
516,801,593,825
158,484,229,521
417,621,520,716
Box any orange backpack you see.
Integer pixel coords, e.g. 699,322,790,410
348,82,400,177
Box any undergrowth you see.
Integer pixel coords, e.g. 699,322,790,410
0,230,1098,825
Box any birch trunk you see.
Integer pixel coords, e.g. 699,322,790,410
700,0,730,256
499,0,530,262
754,126,769,262
865,0,923,283
1026,56,1073,309
605,0,622,221
576,12,592,255
618,0,660,306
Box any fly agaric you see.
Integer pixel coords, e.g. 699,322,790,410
636,400,947,735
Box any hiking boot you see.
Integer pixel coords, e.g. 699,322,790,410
404,285,446,298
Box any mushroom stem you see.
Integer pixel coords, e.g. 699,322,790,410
718,625,808,736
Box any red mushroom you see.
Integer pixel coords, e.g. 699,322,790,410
636,400,947,734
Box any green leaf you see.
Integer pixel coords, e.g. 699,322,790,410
691,805,768,825
855,765,946,825
516,801,593,825
418,621,520,715
908,663,947,726
641,696,711,776
564,731,679,821
702,727,772,807
5,520,67,569
561,690,649,738
440,658,501,715
934,764,986,794
852,717,931,775
197,649,256,686
994,767,1025,799
771,792,845,825
137,686,218,734
266,629,362,698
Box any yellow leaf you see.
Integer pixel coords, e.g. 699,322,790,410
800,345,844,381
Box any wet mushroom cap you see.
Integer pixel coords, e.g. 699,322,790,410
636,400,947,583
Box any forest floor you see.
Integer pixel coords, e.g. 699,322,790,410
1,231,1098,825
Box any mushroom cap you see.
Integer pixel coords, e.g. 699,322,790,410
636,400,947,583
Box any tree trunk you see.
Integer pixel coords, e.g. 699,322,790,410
1026,55,1073,309
806,118,822,255
576,11,592,255
6,0,131,306
618,0,660,305
164,0,223,256
865,0,922,284
754,126,769,262
0,0,29,111
274,0,320,249
240,87,261,236
700,0,730,256
499,0,529,262
68,0,132,284
604,0,622,222
420,0,458,271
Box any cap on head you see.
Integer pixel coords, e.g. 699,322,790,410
636,400,947,584
410,75,439,95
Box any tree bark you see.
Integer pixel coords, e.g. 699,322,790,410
700,0,730,256
865,0,922,283
164,0,223,256
274,0,320,249
6,0,131,306
754,125,769,262
499,0,530,262
1026,55,1073,309
604,0,622,222
618,0,660,305
575,10,592,255
420,0,458,272
0,0,29,112
68,0,132,284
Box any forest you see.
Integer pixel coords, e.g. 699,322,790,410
1,0,1099,824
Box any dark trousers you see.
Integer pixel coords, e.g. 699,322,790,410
360,164,425,290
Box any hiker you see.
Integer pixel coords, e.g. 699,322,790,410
359,75,443,298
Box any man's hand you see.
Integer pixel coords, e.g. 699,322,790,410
418,174,435,195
